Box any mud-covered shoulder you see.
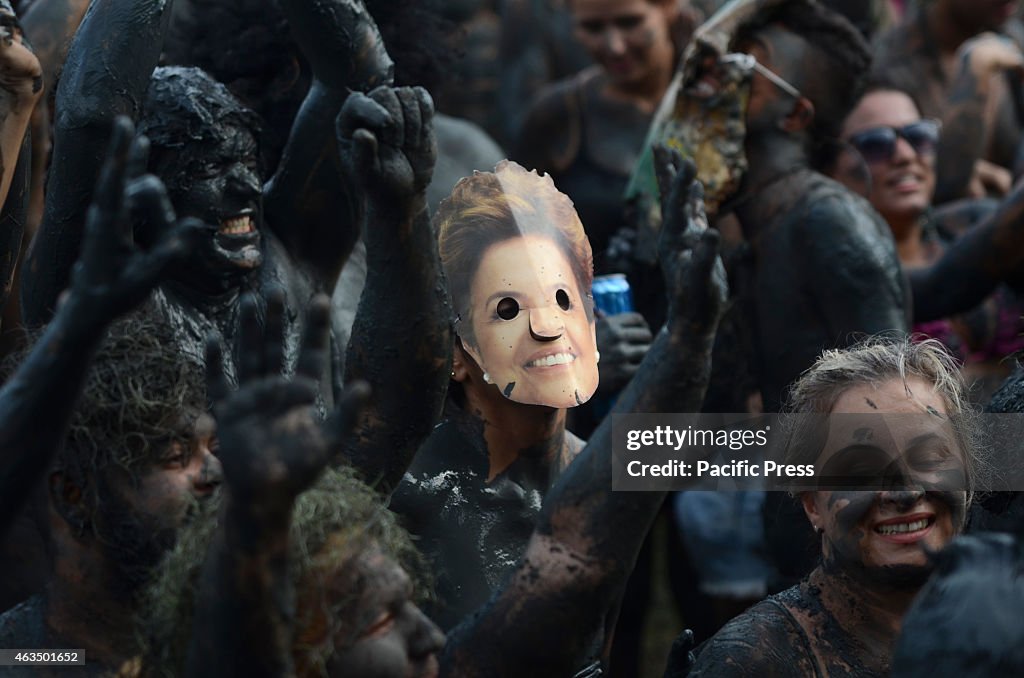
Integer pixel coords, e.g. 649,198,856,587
684,594,819,678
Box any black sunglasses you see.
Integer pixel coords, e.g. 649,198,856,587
846,120,941,164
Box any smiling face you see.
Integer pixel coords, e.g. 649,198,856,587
462,234,598,408
571,0,676,92
803,377,966,584
151,124,264,288
840,90,935,232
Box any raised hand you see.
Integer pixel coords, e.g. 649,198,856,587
282,0,392,91
957,32,1024,86
653,144,728,333
205,290,369,509
336,85,437,222
68,116,202,318
664,629,697,678
596,312,653,393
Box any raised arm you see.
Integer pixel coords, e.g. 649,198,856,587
440,150,727,676
910,179,1024,322
20,0,174,325
334,86,452,497
184,291,367,678
0,117,200,535
262,0,393,288
934,35,1023,204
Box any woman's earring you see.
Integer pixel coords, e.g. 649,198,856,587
595,351,601,364
483,372,492,384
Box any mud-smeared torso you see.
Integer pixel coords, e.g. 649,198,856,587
686,580,886,677
744,170,908,410
390,402,570,631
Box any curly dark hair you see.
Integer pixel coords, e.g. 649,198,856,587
733,0,872,149
57,305,206,494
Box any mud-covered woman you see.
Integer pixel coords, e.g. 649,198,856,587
678,337,979,677
139,153,727,677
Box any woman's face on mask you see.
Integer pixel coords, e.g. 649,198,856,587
463,234,598,408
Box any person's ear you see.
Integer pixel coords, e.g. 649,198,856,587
781,96,815,134
800,492,824,535
49,471,90,538
452,339,472,383
454,337,485,383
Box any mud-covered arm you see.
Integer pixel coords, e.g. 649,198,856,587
910,180,1024,322
20,0,173,326
335,86,452,497
184,292,367,678
799,196,909,338
262,0,393,288
934,35,1023,204
0,119,201,535
440,151,727,677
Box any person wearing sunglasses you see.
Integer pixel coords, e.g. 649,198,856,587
836,85,1024,402
874,0,1024,204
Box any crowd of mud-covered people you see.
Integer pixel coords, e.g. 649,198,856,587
0,0,1022,675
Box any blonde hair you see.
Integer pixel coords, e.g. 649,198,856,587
783,335,982,498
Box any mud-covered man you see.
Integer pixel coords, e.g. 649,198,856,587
722,0,908,412
20,0,452,493
0,308,222,676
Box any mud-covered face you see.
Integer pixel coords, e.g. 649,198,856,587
804,378,966,584
147,123,263,289
94,413,222,588
324,547,445,678
462,235,598,408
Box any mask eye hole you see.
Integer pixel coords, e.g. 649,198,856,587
496,297,520,320
556,289,571,311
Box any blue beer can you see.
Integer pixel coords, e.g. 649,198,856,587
592,273,634,315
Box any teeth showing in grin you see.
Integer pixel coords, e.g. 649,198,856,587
219,215,254,235
526,352,575,368
875,518,929,535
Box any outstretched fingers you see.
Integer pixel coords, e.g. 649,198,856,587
295,294,331,383
92,116,133,218
325,380,371,449
205,332,232,408
263,286,287,374
237,293,264,383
